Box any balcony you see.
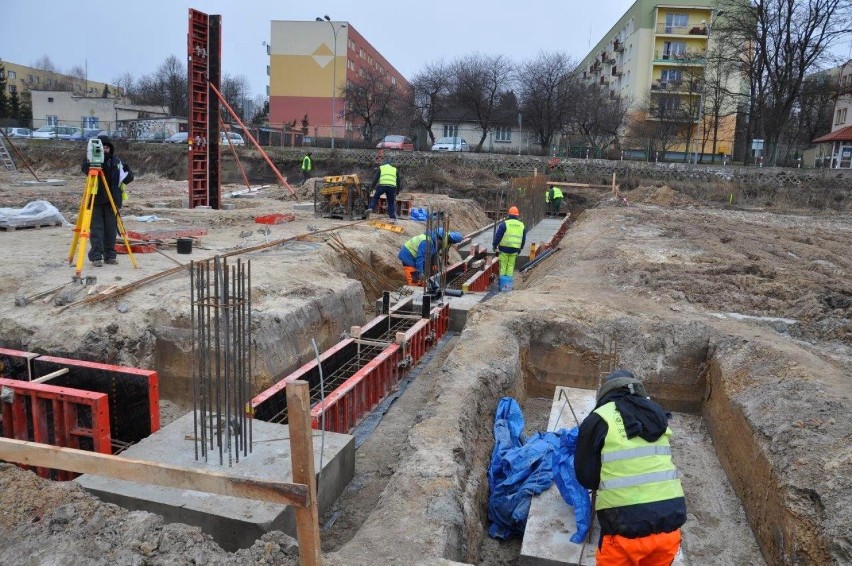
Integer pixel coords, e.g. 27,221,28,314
612,67,623,77
606,57,617,65
600,76,610,85
653,50,706,64
650,79,701,93
600,51,609,63
613,40,624,52
656,23,707,35
647,105,696,123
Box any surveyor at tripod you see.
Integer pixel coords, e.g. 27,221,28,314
79,135,133,266
492,206,526,291
398,227,463,286
546,185,564,216
574,369,687,566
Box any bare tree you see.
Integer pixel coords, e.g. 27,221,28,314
448,54,514,151
134,55,186,115
568,83,629,152
343,64,409,144
411,60,452,144
628,94,686,160
780,71,838,164
516,51,578,153
220,74,251,119
67,65,86,80
112,73,135,98
32,55,57,73
699,41,740,162
719,0,852,165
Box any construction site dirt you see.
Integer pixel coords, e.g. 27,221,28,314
0,148,850,565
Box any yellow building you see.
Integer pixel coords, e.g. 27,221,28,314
578,0,740,160
0,60,117,99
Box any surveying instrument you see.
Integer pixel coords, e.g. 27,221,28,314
68,138,137,277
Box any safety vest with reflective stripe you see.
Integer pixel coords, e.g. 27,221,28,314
593,401,684,511
499,218,524,249
379,164,398,187
546,187,563,202
301,155,312,171
404,233,429,257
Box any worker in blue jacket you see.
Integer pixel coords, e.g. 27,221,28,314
492,206,527,291
398,228,463,285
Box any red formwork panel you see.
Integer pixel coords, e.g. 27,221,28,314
0,377,111,480
431,302,450,341
401,318,430,369
541,214,572,251
310,343,400,433
376,196,412,216
32,356,160,441
0,347,38,381
462,256,499,292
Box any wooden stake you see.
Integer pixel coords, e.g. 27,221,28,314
286,380,322,566
0,437,308,507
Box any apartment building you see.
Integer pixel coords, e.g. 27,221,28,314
267,20,410,142
812,60,852,169
577,0,739,158
0,60,116,98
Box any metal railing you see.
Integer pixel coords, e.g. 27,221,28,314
654,50,706,63
656,23,707,35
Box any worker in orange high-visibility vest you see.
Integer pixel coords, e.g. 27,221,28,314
575,369,687,566
492,206,526,291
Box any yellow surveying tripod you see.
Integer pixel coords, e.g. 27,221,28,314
68,138,137,277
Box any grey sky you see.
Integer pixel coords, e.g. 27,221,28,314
1,0,637,97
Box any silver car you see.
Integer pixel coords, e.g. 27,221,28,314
4,127,31,138
431,137,470,152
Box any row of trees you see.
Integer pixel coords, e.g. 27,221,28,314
341,0,850,165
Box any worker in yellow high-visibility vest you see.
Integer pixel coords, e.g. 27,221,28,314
546,186,564,216
369,158,402,222
492,206,527,291
575,369,687,565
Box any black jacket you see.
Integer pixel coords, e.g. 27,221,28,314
81,141,132,209
574,390,687,540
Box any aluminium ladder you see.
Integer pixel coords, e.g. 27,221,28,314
0,136,17,172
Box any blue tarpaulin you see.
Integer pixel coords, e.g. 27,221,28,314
409,207,428,221
487,397,591,542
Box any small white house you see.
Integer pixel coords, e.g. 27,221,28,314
812,60,852,169
30,90,170,131
430,120,533,154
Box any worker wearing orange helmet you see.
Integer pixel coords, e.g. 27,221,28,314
492,206,526,291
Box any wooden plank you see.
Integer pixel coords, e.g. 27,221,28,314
546,181,610,189
0,437,309,508
286,380,322,566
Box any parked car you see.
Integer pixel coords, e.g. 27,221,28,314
165,132,189,144
138,131,168,143
220,132,245,146
32,125,81,140
376,135,414,151
4,127,31,138
431,137,470,152
68,128,102,142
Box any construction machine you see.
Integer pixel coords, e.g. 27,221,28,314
314,174,372,220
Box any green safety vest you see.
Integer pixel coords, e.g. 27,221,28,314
301,155,312,171
378,164,398,187
404,233,428,257
499,218,525,249
593,401,684,511
547,187,563,202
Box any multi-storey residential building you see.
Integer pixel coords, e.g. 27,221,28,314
577,0,739,160
267,20,410,143
812,60,852,169
0,60,116,98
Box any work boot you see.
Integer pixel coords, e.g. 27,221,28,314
92,260,104,267
105,258,118,265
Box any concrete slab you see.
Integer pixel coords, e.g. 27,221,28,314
77,412,354,551
520,387,686,566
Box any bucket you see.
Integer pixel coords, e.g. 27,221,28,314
176,238,193,254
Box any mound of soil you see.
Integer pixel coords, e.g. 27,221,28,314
627,185,697,206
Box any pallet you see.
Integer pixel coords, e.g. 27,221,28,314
0,220,63,232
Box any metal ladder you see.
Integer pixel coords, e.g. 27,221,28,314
0,136,17,172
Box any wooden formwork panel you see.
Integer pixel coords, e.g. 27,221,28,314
0,377,111,480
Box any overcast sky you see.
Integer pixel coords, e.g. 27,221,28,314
2,0,639,97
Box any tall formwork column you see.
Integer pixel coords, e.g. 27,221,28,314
187,9,221,209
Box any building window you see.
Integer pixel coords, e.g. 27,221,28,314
47,115,58,125
660,69,683,83
665,13,688,33
82,116,99,128
359,48,365,59
391,76,396,85
662,41,686,59
494,127,512,142
347,59,354,71
443,124,458,137
7,71,15,80
658,96,681,115
836,108,848,125
48,97,54,102
9,85,16,94
348,39,354,51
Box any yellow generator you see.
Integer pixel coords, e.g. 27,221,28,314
314,174,372,220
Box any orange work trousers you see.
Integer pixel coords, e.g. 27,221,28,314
596,529,681,566
402,266,418,286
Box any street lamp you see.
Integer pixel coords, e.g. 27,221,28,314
316,15,346,149
694,9,724,164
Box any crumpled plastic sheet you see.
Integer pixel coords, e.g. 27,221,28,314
0,200,70,227
487,397,591,543
409,207,428,221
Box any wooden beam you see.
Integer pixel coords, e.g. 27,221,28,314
286,380,322,566
546,181,611,189
0,437,309,507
